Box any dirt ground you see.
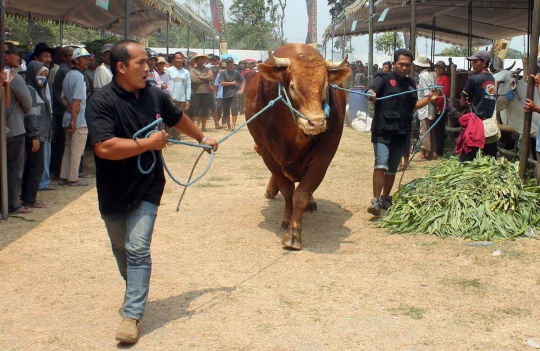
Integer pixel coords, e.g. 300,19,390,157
1,124,540,351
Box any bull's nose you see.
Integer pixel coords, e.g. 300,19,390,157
307,121,324,129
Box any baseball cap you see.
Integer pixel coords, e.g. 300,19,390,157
72,48,94,60
225,57,234,63
58,46,74,56
466,50,491,62
4,42,22,53
157,56,167,64
101,44,114,53
413,55,432,68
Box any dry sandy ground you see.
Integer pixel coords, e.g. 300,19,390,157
1,125,540,351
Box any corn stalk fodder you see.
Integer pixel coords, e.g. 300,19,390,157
382,156,540,240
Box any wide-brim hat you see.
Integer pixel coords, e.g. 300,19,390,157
413,55,432,68
191,54,210,64
157,56,167,64
434,60,447,68
31,42,55,60
4,42,22,53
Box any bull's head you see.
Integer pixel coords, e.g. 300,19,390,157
258,50,351,135
493,69,517,110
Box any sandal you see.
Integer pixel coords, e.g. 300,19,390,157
22,200,49,209
58,179,68,186
9,206,33,214
68,180,88,187
78,173,92,178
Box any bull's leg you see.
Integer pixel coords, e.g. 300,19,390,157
282,190,311,250
265,175,280,199
307,193,317,213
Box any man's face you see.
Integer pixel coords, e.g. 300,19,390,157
471,59,485,74
62,53,73,65
75,56,90,71
173,54,184,68
118,44,150,90
102,51,111,65
148,58,157,70
156,62,166,73
36,52,52,67
5,52,20,68
382,64,391,72
393,55,412,77
434,66,444,76
195,57,205,66
226,61,234,70
88,56,96,70
248,63,255,70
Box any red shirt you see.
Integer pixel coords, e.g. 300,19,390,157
435,74,451,113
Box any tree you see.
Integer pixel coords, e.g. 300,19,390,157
374,32,404,56
147,25,204,49
328,0,356,22
506,48,527,59
227,0,280,50
436,46,469,57
184,0,212,21
272,0,287,46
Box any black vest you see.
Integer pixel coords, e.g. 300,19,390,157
372,72,416,134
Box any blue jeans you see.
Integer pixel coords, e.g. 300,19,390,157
373,137,408,175
101,201,158,320
39,141,51,189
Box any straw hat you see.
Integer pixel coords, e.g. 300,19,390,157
191,53,210,64
413,55,432,68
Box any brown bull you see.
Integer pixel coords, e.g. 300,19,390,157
245,43,351,250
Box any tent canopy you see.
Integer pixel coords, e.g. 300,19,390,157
6,0,216,38
325,0,533,47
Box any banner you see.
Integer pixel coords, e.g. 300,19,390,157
210,0,228,54
305,0,317,48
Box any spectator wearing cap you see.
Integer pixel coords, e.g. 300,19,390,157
156,56,170,95
94,43,113,91
49,46,74,187
219,57,245,130
413,55,436,161
84,52,97,97
146,50,165,90
32,43,55,69
5,43,34,214
434,61,450,158
459,50,497,161
166,52,191,138
21,61,52,209
214,62,227,125
58,48,93,186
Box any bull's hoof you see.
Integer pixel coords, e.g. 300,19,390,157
307,200,317,213
265,189,279,199
281,220,289,230
281,228,302,250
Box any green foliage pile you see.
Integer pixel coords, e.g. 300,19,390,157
382,156,540,240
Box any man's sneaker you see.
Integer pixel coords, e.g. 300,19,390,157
381,195,393,211
367,197,383,216
115,318,140,344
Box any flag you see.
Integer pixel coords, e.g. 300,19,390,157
305,0,317,48
210,0,228,54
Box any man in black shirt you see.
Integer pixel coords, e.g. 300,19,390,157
460,50,497,161
365,49,439,216
86,39,218,344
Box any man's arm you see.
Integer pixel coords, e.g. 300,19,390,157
94,131,168,161
415,90,439,110
10,75,33,112
68,99,82,133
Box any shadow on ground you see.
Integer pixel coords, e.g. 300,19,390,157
0,149,96,251
258,196,353,254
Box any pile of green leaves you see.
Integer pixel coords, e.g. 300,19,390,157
382,156,540,240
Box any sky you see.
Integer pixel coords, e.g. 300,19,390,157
218,0,527,55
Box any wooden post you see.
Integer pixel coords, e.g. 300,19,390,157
410,0,416,77
0,0,7,220
449,63,457,132
125,0,130,39
368,0,374,83
519,0,540,181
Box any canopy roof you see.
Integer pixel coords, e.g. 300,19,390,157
6,0,216,38
325,0,533,47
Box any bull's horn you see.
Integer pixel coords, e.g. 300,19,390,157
325,54,349,69
505,61,516,71
489,62,500,74
268,50,291,67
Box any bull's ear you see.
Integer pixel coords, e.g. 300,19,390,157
258,63,287,82
327,68,351,85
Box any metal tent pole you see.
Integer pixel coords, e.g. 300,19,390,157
368,0,374,83
59,21,64,46
166,10,170,55
125,0,130,39
410,0,416,77
519,0,540,181
0,0,6,220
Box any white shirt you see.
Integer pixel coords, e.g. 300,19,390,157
94,63,112,90
417,69,435,121
166,66,191,102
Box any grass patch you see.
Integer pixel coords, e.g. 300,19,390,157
388,304,426,320
208,176,232,182
443,278,486,291
505,250,523,260
496,307,531,317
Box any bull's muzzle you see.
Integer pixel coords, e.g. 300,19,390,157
299,117,326,135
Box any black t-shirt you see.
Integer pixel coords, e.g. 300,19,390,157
461,72,496,120
86,80,183,214
368,72,417,144
219,69,244,99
